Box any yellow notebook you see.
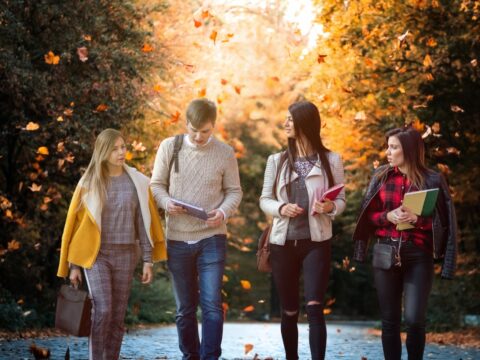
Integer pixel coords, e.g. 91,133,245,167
397,188,439,231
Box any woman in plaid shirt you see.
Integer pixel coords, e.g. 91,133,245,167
353,126,457,360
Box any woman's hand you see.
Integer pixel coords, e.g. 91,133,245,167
280,203,304,218
167,201,188,215
69,268,82,289
313,199,335,214
387,206,418,224
142,263,153,284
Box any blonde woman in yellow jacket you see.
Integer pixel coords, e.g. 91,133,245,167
57,129,166,360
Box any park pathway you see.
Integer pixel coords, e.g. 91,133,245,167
1,322,479,359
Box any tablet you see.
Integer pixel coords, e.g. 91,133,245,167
170,199,210,220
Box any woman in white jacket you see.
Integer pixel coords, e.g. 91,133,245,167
259,101,346,360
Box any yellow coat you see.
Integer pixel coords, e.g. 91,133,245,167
57,165,166,278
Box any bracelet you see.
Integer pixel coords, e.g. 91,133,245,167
144,262,154,267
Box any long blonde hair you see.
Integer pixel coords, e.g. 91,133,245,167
79,128,124,209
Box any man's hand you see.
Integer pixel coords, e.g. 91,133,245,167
167,200,188,215
142,263,153,284
313,199,334,214
280,203,304,218
69,268,82,289
206,209,224,227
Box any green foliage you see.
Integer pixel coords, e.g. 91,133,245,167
0,0,158,330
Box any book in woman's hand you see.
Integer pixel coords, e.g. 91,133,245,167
396,188,439,230
311,183,345,215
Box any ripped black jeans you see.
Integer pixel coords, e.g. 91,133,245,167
374,238,434,360
270,239,331,360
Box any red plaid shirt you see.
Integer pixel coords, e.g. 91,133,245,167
367,167,433,253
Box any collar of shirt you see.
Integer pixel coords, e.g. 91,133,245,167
184,134,213,149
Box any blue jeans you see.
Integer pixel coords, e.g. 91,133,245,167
167,234,226,360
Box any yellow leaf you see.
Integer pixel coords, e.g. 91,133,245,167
8,240,21,251
5,209,13,219
244,344,254,355
44,51,60,65
83,34,92,41
37,146,49,155
29,183,42,192
26,122,40,131
210,30,218,44
153,84,163,92
240,280,251,290
57,116,64,122
398,86,406,94
125,151,133,161
222,275,229,282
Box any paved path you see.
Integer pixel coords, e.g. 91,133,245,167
1,322,479,359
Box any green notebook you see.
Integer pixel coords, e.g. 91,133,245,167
397,188,439,231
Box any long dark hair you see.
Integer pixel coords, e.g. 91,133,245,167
376,126,429,189
278,101,334,196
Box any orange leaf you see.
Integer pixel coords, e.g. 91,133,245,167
29,183,42,192
63,108,74,117
170,111,181,123
40,203,48,211
26,122,40,131
317,54,327,63
43,196,53,204
426,38,437,47
44,51,60,65
221,79,228,85
8,240,21,251
125,151,133,161
450,105,464,113
5,209,13,219
226,33,234,38
423,54,433,67
323,308,332,315
57,116,64,122
201,10,210,19
222,274,229,282
153,84,163,92
96,104,108,112
326,298,336,307
194,19,202,28
77,47,88,62
210,30,218,44
243,237,254,244
65,153,75,163
244,344,254,355
37,146,49,155
142,43,154,53
243,305,254,312
83,34,92,41
198,88,207,97
234,86,242,95
240,280,251,290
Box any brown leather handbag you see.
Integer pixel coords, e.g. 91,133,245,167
256,225,272,272
55,284,92,337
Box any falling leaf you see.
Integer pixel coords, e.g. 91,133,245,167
222,274,229,282
63,108,73,117
65,153,75,163
431,122,441,133
198,88,207,97
5,209,13,219
221,79,228,85
398,86,406,94
201,10,210,19
29,183,42,192
125,151,133,161
77,47,88,62
244,344,254,355
425,73,434,81
423,54,433,67
450,105,464,113
243,305,255,312
26,122,40,131
226,33,234,38
29,343,50,359
8,240,21,251
243,237,254,244
57,142,65,152
44,51,60,65
170,111,181,123
240,280,252,290
446,147,461,155
37,147,49,155
471,59,478,67
132,141,146,152
437,163,451,175
397,30,410,42
153,84,163,92
323,308,332,315
210,30,218,44
83,34,92,41
317,54,327,63
40,204,48,211
326,298,336,307
141,43,154,53
56,116,64,122
194,19,202,28
426,38,438,47
43,196,52,204
96,104,108,112
234,86,242,95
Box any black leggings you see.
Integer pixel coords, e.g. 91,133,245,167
270,239,331,360
374,239,434,360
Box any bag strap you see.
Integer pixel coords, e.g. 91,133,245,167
167,134,184,190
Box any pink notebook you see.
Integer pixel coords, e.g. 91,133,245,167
311,183,345,215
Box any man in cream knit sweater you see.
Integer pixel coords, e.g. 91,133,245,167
150,98,242,360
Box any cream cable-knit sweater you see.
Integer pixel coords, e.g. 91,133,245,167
150,135,242,241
